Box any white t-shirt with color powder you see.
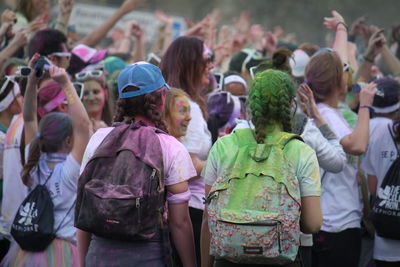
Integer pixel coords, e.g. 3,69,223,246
362,120,400,262
80,126,197,194
181,100,212,210
29,153,80,243
316,103,362,232
1,114,28,236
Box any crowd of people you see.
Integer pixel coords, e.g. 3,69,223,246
0,0,400,266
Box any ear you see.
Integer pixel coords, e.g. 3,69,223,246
57,103,68,113
64,135,73,149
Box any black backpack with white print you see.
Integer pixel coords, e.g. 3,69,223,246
370,125,400,240
11,168,74,251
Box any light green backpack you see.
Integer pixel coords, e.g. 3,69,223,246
206,129,302,265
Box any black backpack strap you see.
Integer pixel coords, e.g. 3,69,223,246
54,199,76,234
388,124,400,157
37,164,53,186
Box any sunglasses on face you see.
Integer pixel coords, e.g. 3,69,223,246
75,70,103,81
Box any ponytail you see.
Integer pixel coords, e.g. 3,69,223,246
21,138,41,186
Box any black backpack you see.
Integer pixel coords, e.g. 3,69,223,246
370,124,400,240
11,167,74,251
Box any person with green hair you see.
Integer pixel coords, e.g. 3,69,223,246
201,69,322,267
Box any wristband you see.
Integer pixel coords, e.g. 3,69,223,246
359,105,374,117
336,22,348,31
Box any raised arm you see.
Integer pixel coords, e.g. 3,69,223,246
80,0,144,47
298,84,346,173
23,54,41,145
340,82,377,155
54,0,74,35
49,66,91,164
0,29,28,71
130,21,145,62
357,29,386,82
381,44,400,76
324,10,348,64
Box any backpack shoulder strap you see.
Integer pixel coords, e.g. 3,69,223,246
276,133,304,150
388,124,400,157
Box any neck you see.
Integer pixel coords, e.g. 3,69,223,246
323,92,340,108
89,111,102,121
134,115,156,127
265,123,283,134
0,110,14,129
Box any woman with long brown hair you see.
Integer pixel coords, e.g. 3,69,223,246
160,36,214,266
304,40,377,267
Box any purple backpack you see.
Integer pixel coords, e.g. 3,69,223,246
75,121,167,241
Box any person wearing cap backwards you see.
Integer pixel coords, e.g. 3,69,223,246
77,62,197,267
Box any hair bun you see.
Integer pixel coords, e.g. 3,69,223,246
272,48,292,69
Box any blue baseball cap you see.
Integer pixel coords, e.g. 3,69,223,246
117,62,170,98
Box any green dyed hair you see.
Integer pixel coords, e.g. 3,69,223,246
249,69,295,143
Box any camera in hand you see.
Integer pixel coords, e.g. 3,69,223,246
32,57,52,78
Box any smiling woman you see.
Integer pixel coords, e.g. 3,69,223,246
74,70,114,132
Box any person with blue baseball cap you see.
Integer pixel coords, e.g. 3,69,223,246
77,62,197,267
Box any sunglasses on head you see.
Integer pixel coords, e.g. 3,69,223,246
75,70,103,81
15,66,32,77
0,76,16,95
49,52,71,60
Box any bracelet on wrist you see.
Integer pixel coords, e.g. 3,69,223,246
336,22,348,31
359,105,374,116
363,55,374,63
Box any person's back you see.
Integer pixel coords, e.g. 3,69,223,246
1,63,91,266
76,62,197,267
201,69,322,267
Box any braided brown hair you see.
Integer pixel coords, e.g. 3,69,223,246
249,69,295,144
113,86,168,133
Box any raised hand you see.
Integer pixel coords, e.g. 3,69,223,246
49,66,70,86
349,16,366,36
11,29,29,47
359,82,377,107
297,84,321,120
129,21,144,39
1,9,16,24
364,29,386,61
323,10,345,31
59,0,75,16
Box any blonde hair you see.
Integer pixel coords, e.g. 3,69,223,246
162,88,190,135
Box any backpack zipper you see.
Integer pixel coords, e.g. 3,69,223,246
136,198,141,223
218,219,283,254
150,169,157,179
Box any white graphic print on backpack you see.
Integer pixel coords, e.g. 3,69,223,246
16,202,39,230
376,185,400,215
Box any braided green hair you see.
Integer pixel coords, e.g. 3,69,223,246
249,69,295,143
